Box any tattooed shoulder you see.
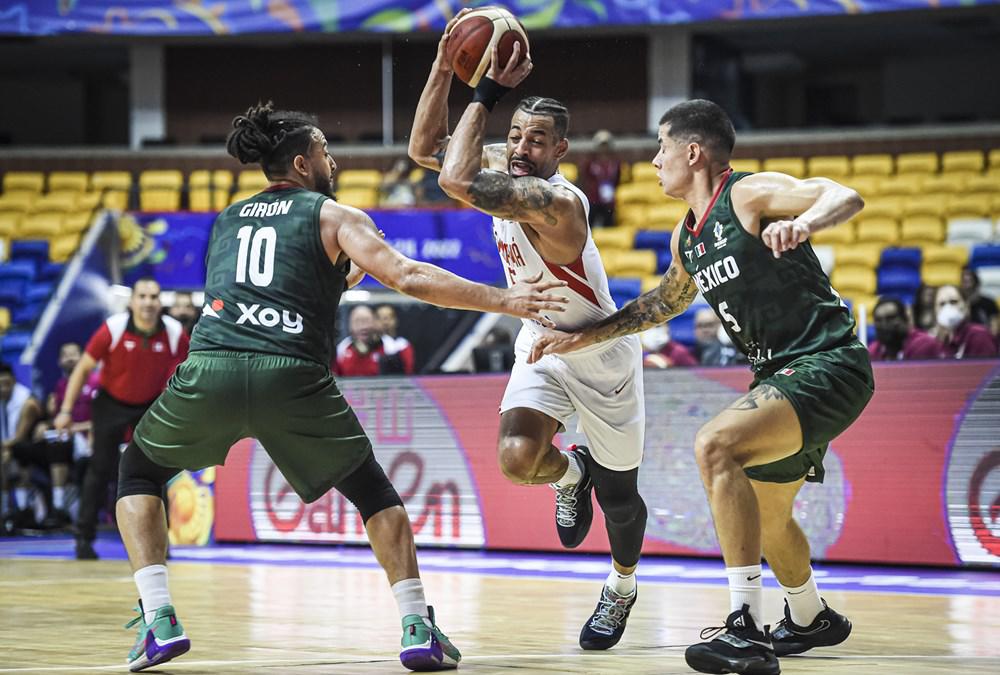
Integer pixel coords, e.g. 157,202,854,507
727,384,786,411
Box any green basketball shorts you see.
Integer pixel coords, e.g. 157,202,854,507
133,350,372,503
743,340,874,484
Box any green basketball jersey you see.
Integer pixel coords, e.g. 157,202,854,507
191,185,349,366
677,171,856,375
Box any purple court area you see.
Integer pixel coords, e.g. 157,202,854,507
4,533,1000,598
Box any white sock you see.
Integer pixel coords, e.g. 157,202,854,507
33,493,46,523
726,564,763,631
392,578,429,624
52,487,66,510
134,564,172,624
14,487,29,510
606,569,636,596
781,569,824,627
552,450,583,488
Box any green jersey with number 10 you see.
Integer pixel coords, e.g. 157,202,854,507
677,170,857,375
190,185,350,366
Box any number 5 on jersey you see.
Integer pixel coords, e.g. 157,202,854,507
235,225,276,287
719,301,741,333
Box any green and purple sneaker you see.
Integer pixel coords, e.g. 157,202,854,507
124,601,190,672
400,606,460,671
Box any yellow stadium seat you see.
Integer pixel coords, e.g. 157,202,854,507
75,192,101,213
140,190,181,212
942,151,984,173
852,154,893,176
62,212,92,234
844,294,878,325
899,216,945,246
48,171,89,193
860,196,903,220
902,195,947,219
762,157,806,178
49,233,81,262
614,204,647,228
558,163,578,184
832,243,880,268
592,226,636,250
230,189,260,205
922,244,969,266
947,194,992,219
877,175,922,197
335,187,378,209
615,181,661,205
646,201,688,229
30,192,77,214
603,249,657,276
641,275,663,293
922,262,962,286
807,156,850,178
0,213,20,237
811,222,855,246
337,169,382,190
91,171,132,192
965,173,1000,194
18,213,62,239
0,307,9,333
896,152,939,175
189,170,233,211
236,170,268,193
2,171,44,194
730,159,760,173
101,191,129,211
831,265,877,296
844,176,881,198
855,217,899,244
988,149,1000,170
0,192,35,214
992,193,1000,218
631,163,659,182
920,174,966,194
139,170,183,191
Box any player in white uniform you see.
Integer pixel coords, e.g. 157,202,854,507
409,13,647,650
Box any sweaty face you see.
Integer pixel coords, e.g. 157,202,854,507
506,110,564,179
306,129,336,197
652,123,695,199
129,280,162,326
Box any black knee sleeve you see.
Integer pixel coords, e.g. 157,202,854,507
117,441,180,501
333,452,403,524
591,462,647,568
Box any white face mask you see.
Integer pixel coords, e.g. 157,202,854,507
641,325,671,352
936,304,965,330
717,324,733,346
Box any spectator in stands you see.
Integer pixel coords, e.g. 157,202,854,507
380,158,417,207
693,307,747,366
414,166,451,206
960,266,999,337
168,291,201,335
0,363,44,532
334,305,397,376
55,277,189,559
580,129,622,229
912,283,938,332
473,327,515,373
868,297,945,361
641,324,697,368
932,285,998,359
374,304,415,374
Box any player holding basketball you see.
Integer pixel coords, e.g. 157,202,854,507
409,9,648,650
531,100,874,675
113,101,570,672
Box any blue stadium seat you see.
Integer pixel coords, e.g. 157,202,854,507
10,240,49,264
0,260,36,283
37,262,66,282
609,277,641,308
11,302,44,326
1,330,32,353
668,306,701,347
0,279,26,306
656,249,673,274
0,350,23,365
970,244,1000,269
877,268,921,297
25,282,54,304
634,230,671,252
879,247,921,269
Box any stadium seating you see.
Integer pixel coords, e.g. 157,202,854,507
729,159,760,173
942,151,984,173
762,157,806,177
139,170,184,212
558,163,578,183
852,154,893,176
2,172,45,194
896,152,939,175
91,171,132,210
48,171,89,193
807,156,850,178
189,170,234,212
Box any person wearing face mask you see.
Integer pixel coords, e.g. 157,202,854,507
933,285,998,359
868,297,945,361
641,323,697,368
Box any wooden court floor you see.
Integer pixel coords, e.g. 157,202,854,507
2,557,1000,674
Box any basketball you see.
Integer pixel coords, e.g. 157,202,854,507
445,7,529,88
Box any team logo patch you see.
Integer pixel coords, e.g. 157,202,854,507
779,368,795,376
685,249,694,262
695,242,707,258
713,221,728,249
211,299,224,312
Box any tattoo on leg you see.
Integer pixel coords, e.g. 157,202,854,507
728,384,786,411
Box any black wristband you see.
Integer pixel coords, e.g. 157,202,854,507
472,76,511,113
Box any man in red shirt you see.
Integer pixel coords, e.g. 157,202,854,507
375,304,415,374
334,305,415,376
868,297,945,361
56,277,189,559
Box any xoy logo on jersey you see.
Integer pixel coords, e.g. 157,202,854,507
203,298,304,334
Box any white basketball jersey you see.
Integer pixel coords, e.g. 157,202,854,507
492,173,619,350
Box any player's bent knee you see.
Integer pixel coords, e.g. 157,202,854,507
117,441,181,500
694,427,738,475
497,435,542,483
334,452,404,524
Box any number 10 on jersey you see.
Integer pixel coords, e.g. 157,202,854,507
235,225,276,287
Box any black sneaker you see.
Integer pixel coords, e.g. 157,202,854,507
579,584,636,650
42,508,72,530
552,445,593,548
685,604,779,675
76,539,99,560
771,599,851,657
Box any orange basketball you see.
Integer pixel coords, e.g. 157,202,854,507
445,7,529,88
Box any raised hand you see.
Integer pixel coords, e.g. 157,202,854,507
761,219,810,258
503,272,568,326
486,41,533,89
435,7,474,72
